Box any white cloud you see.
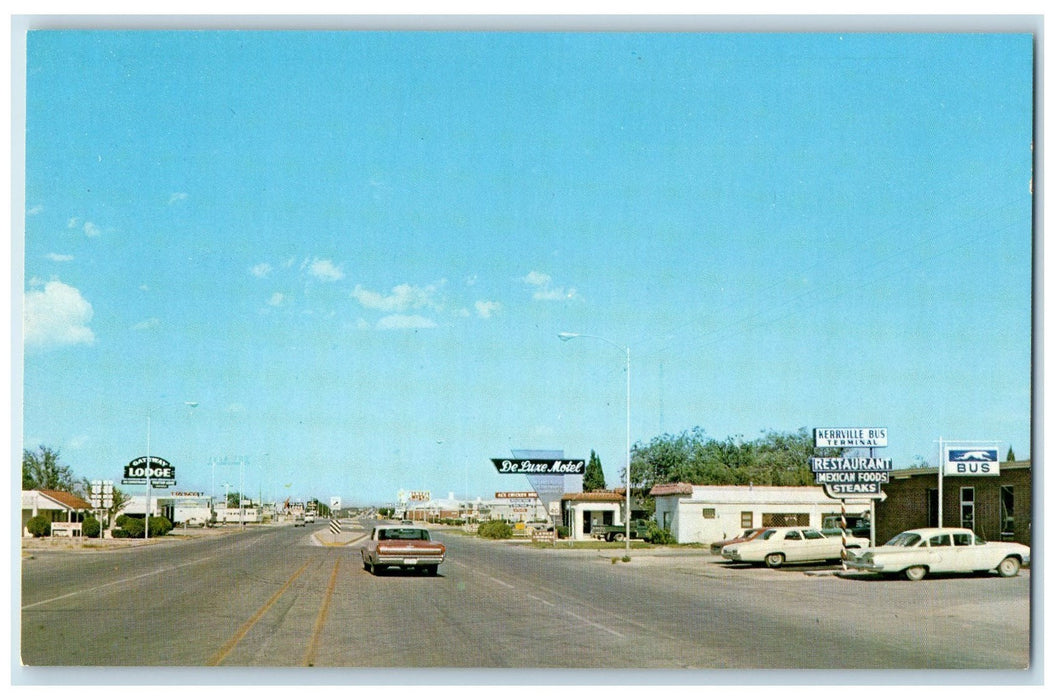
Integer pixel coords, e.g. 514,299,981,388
46,253,74,262
475,300,501,319
168,192,188,205
268,292,285,307
132,318,160,331
352,282,441,313
83,222,102,237
24,280,95,349
376,314,437,330
523,270,577,301
304,258,344,282
250,262,273,278
523,271,552,287
27,205,44,216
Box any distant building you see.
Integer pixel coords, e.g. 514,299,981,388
21,489,93,537
560,490,632,540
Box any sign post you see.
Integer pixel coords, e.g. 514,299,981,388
812,427,892,564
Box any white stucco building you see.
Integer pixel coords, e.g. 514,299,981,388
651,483,870,545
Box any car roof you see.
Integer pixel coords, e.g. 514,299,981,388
898,527,973,537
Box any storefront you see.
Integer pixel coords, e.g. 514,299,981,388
877,460,1032,545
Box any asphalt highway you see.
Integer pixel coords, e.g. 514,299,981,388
19,521,1032,673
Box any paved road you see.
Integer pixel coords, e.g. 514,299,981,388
19,522,1032,670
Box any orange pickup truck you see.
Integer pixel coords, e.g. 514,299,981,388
361,525,446,576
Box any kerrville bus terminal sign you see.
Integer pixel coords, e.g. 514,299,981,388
810,428,891,499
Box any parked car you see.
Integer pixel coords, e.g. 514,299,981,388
845,527,1030,581
304,512,316,524
820,514,872,540
721,526,869,568
293,514,305,527
710,527,766,555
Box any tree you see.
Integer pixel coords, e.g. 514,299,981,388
583,450,607,491
1006,445,1016,462
628,426,842,490
22,445,76,491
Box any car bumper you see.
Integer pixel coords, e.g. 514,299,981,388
375,555,445,566
845,560,884,573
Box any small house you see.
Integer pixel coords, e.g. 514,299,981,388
651,483,869,546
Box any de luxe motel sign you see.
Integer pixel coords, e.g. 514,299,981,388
122,456,176,488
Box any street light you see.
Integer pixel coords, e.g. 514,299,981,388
558,332,632,555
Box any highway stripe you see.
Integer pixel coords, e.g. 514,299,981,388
302,559,340,666
207,559,313,666
21,555,220,610
460,563,624,639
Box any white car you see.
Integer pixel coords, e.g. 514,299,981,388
846,527,1030,581
721,526,869,568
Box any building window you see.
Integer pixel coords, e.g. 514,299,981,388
762,512,809,527
702,508,716,519
1000,486,1014,538
927,488,939,527
740,511,752,528
960,486,975,531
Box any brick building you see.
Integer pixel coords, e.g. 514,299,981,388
876,460,1032,545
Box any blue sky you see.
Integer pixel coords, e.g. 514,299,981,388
18,30,1034,506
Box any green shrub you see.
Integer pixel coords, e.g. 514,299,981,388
645,522,676,545
26,515,51,538
477,520,513,539
115,514,132,529
556,525,570,539
122,518,145,538
148,516,173,537
82,517,101,538
111,529,130,538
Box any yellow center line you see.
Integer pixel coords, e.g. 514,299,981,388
302,559,341,667
207,559,313,666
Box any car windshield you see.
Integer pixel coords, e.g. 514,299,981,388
885,532,922,547
759,529,778,540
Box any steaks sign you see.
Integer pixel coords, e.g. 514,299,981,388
491,458,586,475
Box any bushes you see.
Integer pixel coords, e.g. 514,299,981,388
118,518,145,538
645,522,676,545
111,515,174,539
82,517,101,538
477,520,513,540
26,515,51,537
149,516,173,537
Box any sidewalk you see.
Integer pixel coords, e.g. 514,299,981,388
21,523,240,553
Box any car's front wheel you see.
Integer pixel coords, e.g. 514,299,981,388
997,557,1021,577
764,553,785,568
903,565,927,581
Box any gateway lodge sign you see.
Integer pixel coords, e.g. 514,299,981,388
122,456,176,488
